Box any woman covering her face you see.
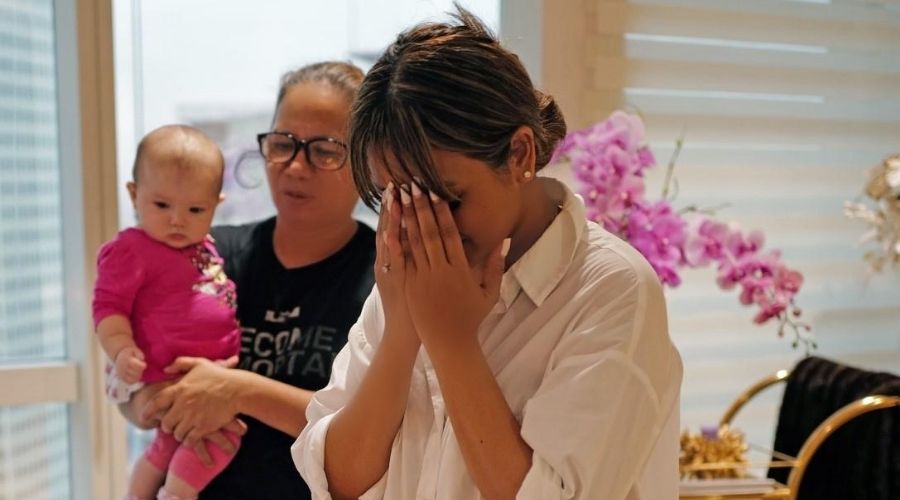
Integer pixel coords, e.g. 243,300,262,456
293,8,682,500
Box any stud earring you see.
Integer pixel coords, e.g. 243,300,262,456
523,171,533,180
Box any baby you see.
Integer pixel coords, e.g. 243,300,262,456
93,125,240,500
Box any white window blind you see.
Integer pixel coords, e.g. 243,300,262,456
588,0,900,446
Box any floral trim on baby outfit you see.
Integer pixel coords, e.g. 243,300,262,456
188,235,237,310
105,360,144,403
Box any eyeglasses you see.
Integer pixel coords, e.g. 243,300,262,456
256,131,349,171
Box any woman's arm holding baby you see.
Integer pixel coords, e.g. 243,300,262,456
141,357,314,443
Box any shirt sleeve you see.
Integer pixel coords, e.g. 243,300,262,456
516,267,681,500
92,237,145,328
292,289,386,500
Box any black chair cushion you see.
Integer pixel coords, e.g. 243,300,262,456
768,356,899,500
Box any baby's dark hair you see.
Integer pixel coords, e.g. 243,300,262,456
349,5,567,209
132,124,225,193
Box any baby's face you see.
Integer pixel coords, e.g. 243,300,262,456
130,163,222,249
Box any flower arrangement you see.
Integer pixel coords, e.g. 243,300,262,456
843,155,900,273
551,111,812,349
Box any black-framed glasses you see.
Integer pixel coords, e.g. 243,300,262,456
256,131,348,171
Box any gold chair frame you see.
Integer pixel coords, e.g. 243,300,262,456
719,369,791,427
785,394,900,500
717,369,900,500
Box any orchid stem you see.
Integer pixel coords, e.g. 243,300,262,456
662,128,686,200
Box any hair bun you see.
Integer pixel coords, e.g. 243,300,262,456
534,90,566,169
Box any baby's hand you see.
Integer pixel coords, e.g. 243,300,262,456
115,345,146,385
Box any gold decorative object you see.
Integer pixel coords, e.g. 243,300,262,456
844,154,900,273
680,426,750,479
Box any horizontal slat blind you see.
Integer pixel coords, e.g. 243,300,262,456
583,0,900,448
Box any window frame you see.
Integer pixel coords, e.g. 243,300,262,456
61,0,126,498
0,0,124,496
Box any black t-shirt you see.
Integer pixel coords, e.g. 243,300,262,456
201,217,375,500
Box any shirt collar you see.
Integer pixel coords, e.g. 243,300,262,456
498,179,587,309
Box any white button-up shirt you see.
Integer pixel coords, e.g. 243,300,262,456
293,180,683,500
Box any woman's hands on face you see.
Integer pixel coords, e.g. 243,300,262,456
398,181,508,349
376,184,420,348
141,356,245,453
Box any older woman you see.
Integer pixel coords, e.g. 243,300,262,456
124,61,375,500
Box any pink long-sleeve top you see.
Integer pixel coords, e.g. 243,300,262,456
92,228,240,383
